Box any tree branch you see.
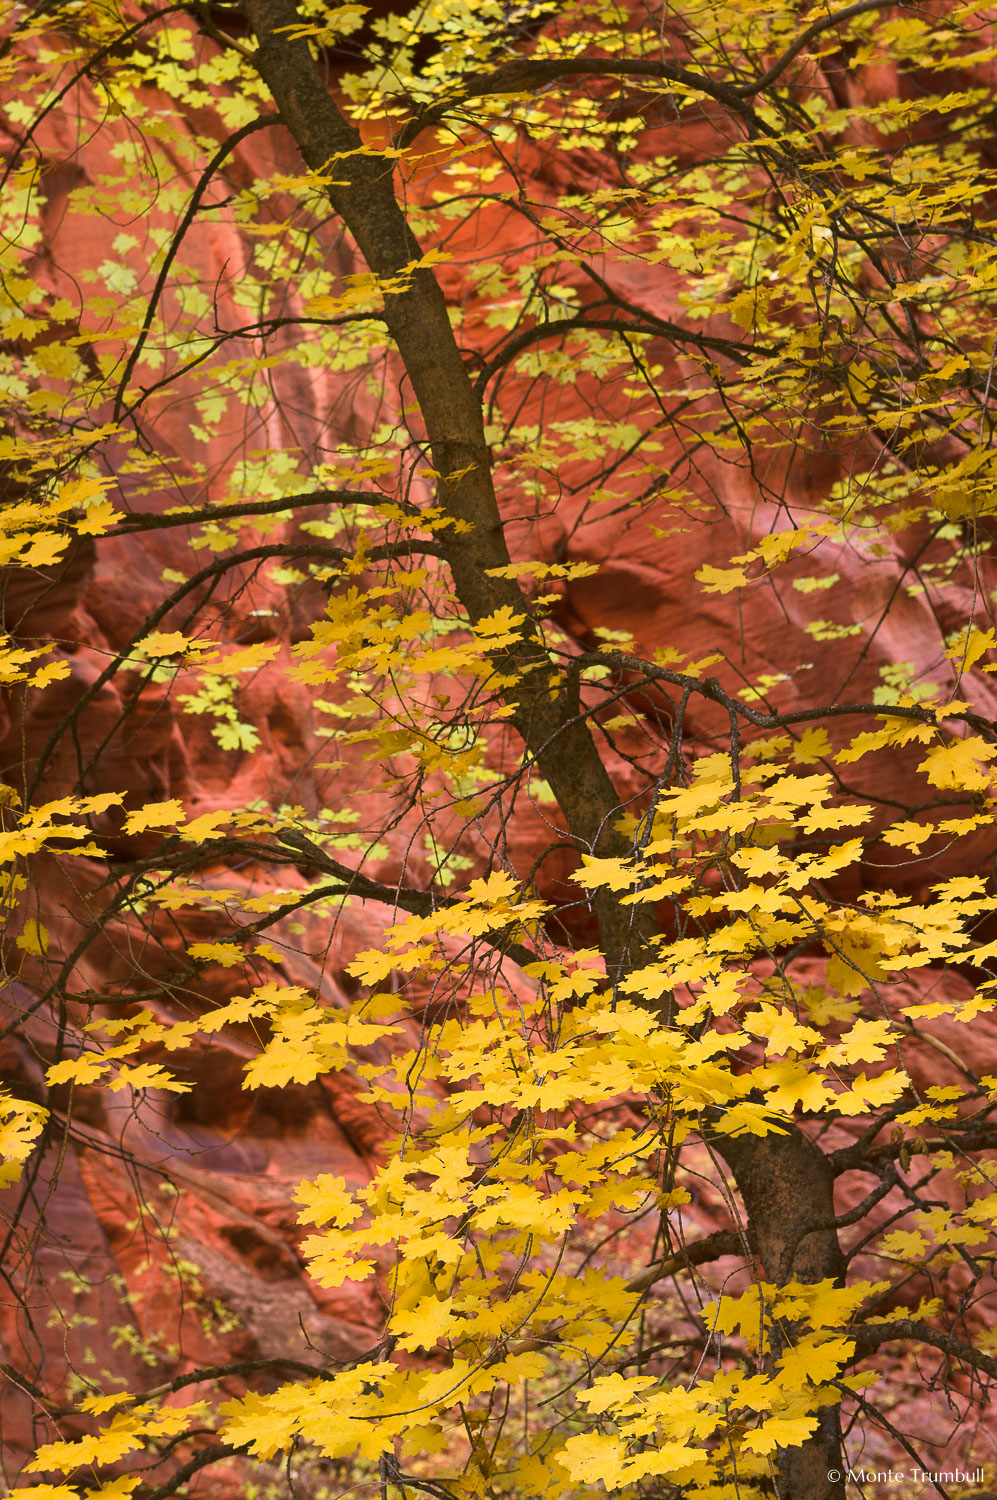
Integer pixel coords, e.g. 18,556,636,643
112,112,283,422
397,55,759,150
107,488,417,535
733,0,918,98
849,1319,997,1382
627,1229,743,1293
473,314,754,395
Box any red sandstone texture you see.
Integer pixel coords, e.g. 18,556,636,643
1,10,996,1490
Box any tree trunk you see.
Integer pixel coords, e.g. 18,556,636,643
716,1128,846,1500
243,0,656,980
240,7,849,1493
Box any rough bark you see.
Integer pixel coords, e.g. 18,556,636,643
715,1128,846,1500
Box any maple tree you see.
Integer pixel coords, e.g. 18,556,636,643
3,0,997,1496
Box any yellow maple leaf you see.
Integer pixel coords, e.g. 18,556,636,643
123,799,185,834
472,606,526,644
136,631,192,658
819,1017,895,1066
696,562,749,593
720,883,789,915
294,1174,362,1228
878,1229,929,1259
731,845,786,878
764,1063,832,1114
792,726,832,763
58,475,108,509
178,808,230,841
345,948,396,985
559,1431,628,1486
219,1390,303,1460
0,1090,48,1187
28,658,72,690
918,736,996,790
76,498,124,535
187,941,244,967
837,719,933,763
741,1414,819,1455
466,869,519,904
748,1005,820,1055
20,532,69,567
15,918,49,956
199,642,280,675
776,1335,855,1388
79,1393,135,1415
798,801,873,833
85,1478,141,1499
108,1063,191,1093
881,819,933,850
945,623,996,671
46,1054,108,1087
576,1372,654,1414
573,854,636,891
26,1411,147,1472
834,1069,908,1113
391,1293,457,1352
6,1487,79,1500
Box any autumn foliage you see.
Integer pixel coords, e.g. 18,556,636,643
3,1,997,1498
